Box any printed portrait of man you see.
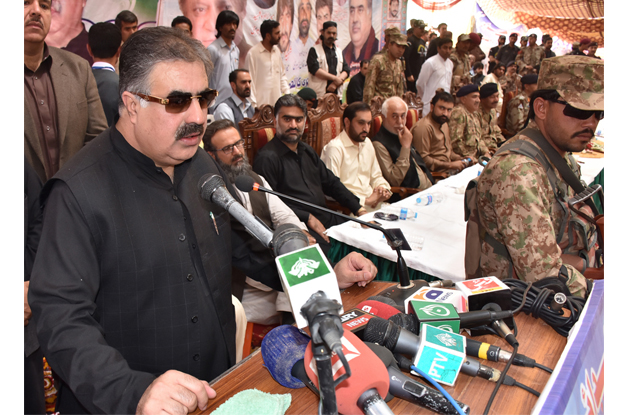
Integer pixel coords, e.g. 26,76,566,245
343,0,379,76
388,0,399,20
277,0,294,53
316,0,333,38
46,0,92,63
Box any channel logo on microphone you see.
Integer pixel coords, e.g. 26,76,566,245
405,287,468,313
409,300,460,334
456,276,509,294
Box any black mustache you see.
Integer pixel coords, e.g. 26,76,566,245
175,123,204,140
572,128,595,138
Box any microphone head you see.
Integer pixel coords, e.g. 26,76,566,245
235,175,257,192
357,300,402,319
367,295,402,309
198,174,226,201
362,317,401,351
261,325,311,389
304,330,390,415
272,223,310,256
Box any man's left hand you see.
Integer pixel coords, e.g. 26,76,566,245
334,252,377,289
302,230,316,245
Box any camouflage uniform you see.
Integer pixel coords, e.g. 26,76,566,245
477,104,505,152
362,28,406,103
499,73,521,95
475,56,604,298
515,45,545,75
505,92,529,136
449,104,488,160
449,50,472,95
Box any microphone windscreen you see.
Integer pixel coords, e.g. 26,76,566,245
304,330,390,415
261,325,311,389
235,175,257,192
367,295,401,308
357,300,402,319
272,223,309,256
197,173,225,200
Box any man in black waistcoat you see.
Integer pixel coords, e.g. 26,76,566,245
213,69,255,125
372,96,434,202
28,27,251,415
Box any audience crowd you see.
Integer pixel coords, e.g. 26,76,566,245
23,1,604,413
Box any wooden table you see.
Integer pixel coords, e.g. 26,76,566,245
195,282,567,414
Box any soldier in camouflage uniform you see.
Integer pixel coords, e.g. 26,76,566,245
499,62,520,95
449,34,473,95
449,84,490,160
476,83,505,152
515,34,545,75
505,74,538,136
362,27,406,104
476,56,603,298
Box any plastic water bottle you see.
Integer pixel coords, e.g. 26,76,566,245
399,207,417,220
415,192,443,206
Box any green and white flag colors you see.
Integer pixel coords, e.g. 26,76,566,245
275,244,342,328
412,325,466,386
409,300,461,334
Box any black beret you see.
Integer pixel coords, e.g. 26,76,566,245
521,74,538,85
323,21,337,31
457,84,479,97
479,83,498,98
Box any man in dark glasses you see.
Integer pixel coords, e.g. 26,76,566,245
28,27,256,415
475,55,603,299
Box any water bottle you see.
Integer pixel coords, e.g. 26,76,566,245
415,192,443,206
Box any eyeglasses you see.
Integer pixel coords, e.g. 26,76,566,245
552,99,604,121
133,89,218,113
213,138,245,155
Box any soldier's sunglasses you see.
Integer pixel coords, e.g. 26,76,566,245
552,99,604,121
133,89,218,113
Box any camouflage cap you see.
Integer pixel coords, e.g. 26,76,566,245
410,19,427,29
458,34,471,42
537,55,604,110
385,27,408,46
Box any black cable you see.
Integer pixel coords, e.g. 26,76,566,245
483,344,518,415
534,362,553,374
513,380,540,397
502,279,586,337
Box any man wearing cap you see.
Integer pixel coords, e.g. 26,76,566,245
476,83,505,152
520,36,528,48
468,33,486,63
568,41,584,56
476,56,603,297
363,27,407,103
495,33,520,68
587,42,601,59
505,74,538,136
488,35,506,73
481,62,505,101
498,61,520,95
404,19,428,92
307,21,350,99
515,33,545,75
449,34,473,95
449,84,490,160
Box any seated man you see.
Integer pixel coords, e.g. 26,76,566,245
253,94,366,255
372,96,433,202
203,119,375,324
506,74,538,137
213,69,255,125
321,102,392,212
476,56,603,298
476,83,506,153
411,90,467,174
450,84,491,161
345,59,369,104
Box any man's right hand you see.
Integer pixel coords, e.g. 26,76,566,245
398,126,412,148
136,370,216,415
307,214,330,243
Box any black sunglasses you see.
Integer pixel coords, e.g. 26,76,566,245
133,89,218,113
552,99,604,121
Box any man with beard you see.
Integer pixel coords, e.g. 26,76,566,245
245,19,289,107
372,97,433,202
276,0,293,53
388,0,400,19
307,21,350,98
204,119,378,323
515,33,545,75
214,69,255,124
343,0,379,77
254,94,366,254
476,56,603,297
289,0,314,77
449,84,491,160
488,35,506,73
207,10,240,104
321,102,391,212
28,27,255,414
411,91,467,174
542,35,556,59
476,83,506,152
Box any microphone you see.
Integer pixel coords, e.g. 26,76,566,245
365,342,472,415
198,174,273,248
304,330,392,415
454,277,514,334
271,223,309,256
356,300,403,319
363,317,508,386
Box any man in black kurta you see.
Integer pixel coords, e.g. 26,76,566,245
253,94,365,254
29,28,246,415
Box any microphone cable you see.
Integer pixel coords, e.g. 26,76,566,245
409,365,466,415
503,279,587,337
